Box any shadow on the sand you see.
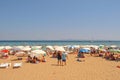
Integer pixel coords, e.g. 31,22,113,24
76,59,85,62
51,64,59,66
50,56,57,58
11,59,19,61
0,67,8,69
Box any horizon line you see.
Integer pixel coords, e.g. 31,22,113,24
0,39,120,41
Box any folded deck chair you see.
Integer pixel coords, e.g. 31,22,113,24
13,62,22,68
0,63,11,68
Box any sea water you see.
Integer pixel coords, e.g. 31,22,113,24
0,40,120,47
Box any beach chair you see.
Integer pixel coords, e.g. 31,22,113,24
0,63,11,68
13,62,22,68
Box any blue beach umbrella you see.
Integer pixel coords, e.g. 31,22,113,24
79,49,90,53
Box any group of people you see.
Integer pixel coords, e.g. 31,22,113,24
57,51,68,66
26,55,46,64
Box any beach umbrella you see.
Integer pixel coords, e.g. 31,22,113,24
73,45,80,49
79,49,90,53
99,49,107,52
16,51,25,54
117,50,120,53
31,50,46,55
99,45,105,49
109,49,120,53
46,46,54,50
68,45,74,49
31,50,46,57
91,45,99,49
22,47,31,51
12,46,24,51
1,49,9,53
54,47,65,52
0,46,4,50
24,46,30,48
53,45,59,49
12,47,21,51
110,45,117,48
16,46,24,49
15,51,26,57
109,45,117,49
31,46,42,50
4,46,12,49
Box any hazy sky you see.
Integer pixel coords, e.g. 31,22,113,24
0,0,120,40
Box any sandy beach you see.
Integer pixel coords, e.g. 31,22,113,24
0,0,120,79
0,54,120,80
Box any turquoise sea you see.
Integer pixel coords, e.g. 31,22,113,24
0,40,120,47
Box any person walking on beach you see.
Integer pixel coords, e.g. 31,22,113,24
62,52,68,66
57,51,62,66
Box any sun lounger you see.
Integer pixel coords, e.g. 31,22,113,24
0,63,11,68
13,62,22,68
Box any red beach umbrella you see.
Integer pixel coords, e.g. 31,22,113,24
1,49,9,53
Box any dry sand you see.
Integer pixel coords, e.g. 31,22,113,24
0,54,120,80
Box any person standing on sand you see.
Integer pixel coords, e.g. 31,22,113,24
62,52,68,66
57,51,62,66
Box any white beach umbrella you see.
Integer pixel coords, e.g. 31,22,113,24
0,46,4,50
90,45,99,49
110,45,117,48
53,45,59,49
31,46,42,50
16,46,24,49
73,45,80,49
16,51,25,54
22,47,31,51
15,51,26,57
12,46,22,51
46,46,54,50
12,46,24,51
24,46,30,48
54,47,65,52
66,45,73,48
4,46,12,49
31,50,46,57
31,50,46,55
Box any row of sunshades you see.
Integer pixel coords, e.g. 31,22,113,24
0,62,22,68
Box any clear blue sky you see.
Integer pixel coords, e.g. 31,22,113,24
0,0,120,40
